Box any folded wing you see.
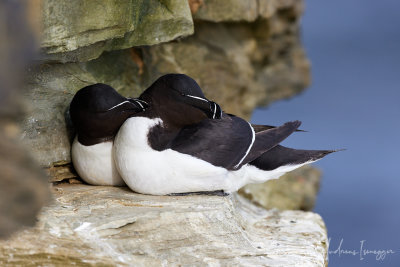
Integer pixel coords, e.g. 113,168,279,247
234,121,302,169
171,115,303,171
251,124,306,133
170,114,254,170
249,145,336,171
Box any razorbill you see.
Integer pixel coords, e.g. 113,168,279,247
69,83,147,186
113,74,335,195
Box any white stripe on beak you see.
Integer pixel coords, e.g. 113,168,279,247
107,100,131,111
135,100,144,109
212,102,217,119
185,95,208,102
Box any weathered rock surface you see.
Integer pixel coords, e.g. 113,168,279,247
0,184,328,266
0,131,50,240
0,1,50,239
143,19,310,118
22,49,145,166
193,0,303,22
47,164,321,212
3,2,327,264
23,0,309,167
40,0,194,62
240,165,321,211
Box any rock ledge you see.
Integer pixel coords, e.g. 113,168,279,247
0,184,327,266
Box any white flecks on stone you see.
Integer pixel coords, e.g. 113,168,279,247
74,222,91,232
0,185,328,266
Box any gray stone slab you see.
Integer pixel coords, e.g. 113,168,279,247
0,184,328,266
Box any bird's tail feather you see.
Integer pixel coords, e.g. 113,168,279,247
251,124,307,133
249,145,339,171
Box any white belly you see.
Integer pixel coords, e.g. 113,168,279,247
114,117,247,195
113,117,311,195
71,137,124,186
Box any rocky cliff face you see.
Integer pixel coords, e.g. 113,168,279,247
40,0,194,62
0,184,328,266
21,0,317,211
1,1,328,265
22,0,310,168
0,1,51,239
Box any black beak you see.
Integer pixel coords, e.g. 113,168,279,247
127,98,149,112
183,95,222,119
208,101,223,119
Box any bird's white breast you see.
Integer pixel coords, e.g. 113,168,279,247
71,137,124,186
114,117,243,195
113,117,315,195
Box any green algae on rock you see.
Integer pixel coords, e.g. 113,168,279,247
40,0,194,62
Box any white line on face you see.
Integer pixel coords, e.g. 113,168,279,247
136,99,148,105
107,100,132,111
212,102,217,119
135,100,144,109
185,94,208,102
124,98,148,111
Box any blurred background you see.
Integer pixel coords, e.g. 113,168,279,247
1,0,399,266
252,0,400,266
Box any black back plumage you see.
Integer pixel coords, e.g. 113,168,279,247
139,74,336,171
170,114,253,170
238,120,302,168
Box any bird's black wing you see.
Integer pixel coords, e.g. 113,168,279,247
170,114,253,170
249,145,337,171
251,124,306,133
251,124,276,133
235,121,302,169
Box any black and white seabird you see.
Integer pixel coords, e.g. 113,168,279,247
113,74,336,195
69,83,147,186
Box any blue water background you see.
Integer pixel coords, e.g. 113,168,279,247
251,1,400,266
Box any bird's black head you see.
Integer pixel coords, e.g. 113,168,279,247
140,74,222,126
70,83,148,146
